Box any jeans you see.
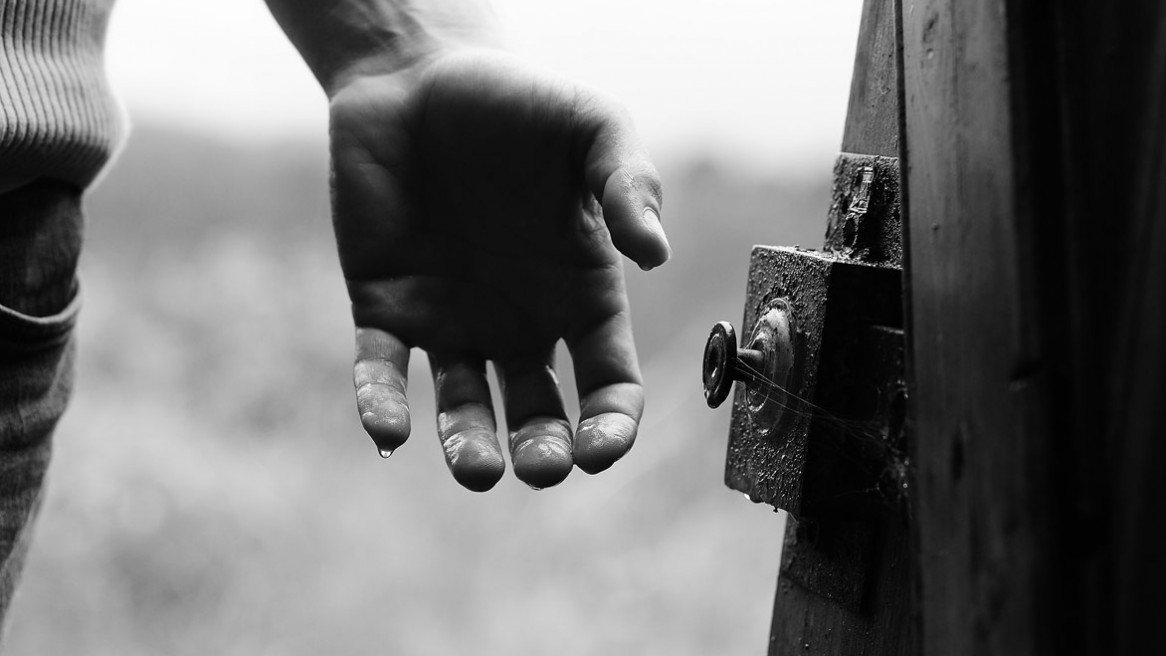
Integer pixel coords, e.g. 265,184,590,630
0,180,82,633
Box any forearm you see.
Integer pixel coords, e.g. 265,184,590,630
263,0,501,95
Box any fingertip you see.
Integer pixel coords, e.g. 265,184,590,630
510,421,574,490
573,413,638,474
600,170,670,269
513,445,573,489
361,410,411,454
637,208,671,269
450,440,506,492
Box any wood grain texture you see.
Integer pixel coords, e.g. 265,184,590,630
902,0,1166,654
841,0,902,158
763,0,918,653
769,514,916,656
1040,3,1166,652
901,0,1055,654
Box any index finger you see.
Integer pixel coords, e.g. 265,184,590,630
565,308,644,474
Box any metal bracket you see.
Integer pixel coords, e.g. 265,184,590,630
722,245,904,520
705,155,909,615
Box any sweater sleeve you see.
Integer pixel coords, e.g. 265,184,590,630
0,0,123,190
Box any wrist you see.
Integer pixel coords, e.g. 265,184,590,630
265,0,503,97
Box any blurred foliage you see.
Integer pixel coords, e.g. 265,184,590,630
4,123,828,655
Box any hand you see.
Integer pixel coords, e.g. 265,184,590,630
329,50,669,491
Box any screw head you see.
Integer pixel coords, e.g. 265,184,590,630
703,321,738,408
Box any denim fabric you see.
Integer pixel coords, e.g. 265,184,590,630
0,180,82,636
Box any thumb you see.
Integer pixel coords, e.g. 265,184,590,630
579,99,670,270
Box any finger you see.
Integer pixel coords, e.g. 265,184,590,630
496,353,574,490
429,353,505,492
354,327,412,457
566,309,644,474
578,98,670,270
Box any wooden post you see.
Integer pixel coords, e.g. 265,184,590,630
901,0,1166,653
761,1,918,653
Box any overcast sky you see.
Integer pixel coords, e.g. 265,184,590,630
105,0,861,177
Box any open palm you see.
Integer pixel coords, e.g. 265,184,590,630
329,51,669,491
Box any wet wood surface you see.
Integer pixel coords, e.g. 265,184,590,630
761,0,918,653
902,1,1052,653
902,0,1166,653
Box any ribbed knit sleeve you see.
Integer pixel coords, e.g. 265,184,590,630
0,0,122,189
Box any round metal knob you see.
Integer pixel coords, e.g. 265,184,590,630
703,321,765,408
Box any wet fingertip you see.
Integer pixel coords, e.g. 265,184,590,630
454,466,505,492
573,414,637,475
512,439,573,490
361,411,411,453
516,464,572,490
450,442,506,493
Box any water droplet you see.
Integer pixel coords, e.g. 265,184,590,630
378,447,395,459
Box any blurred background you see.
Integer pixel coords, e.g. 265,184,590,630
4,1,860,654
